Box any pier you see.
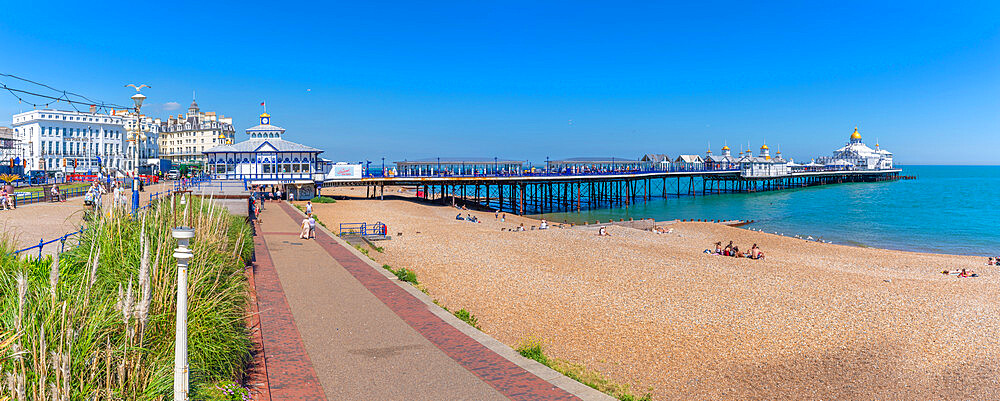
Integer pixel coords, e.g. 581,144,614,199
324,168,904,215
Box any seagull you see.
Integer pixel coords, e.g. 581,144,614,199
125,84,151,92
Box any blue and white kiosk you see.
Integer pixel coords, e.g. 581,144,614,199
203,113,355,199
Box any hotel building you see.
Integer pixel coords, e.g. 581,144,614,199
11,109,127,172
124,114,161,172
158,99,236,164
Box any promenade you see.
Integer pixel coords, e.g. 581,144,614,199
251,201,609,400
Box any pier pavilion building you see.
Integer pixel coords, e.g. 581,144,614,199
704,145,738,170
203,113,332,199
739,144,789,177
672,155,705,171
817,127,893,170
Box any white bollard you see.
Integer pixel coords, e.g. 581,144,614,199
171,226,195,401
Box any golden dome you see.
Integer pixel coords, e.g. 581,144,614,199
722,145,730,150
851,127,861,140
260,112,271,118
760,144,769,150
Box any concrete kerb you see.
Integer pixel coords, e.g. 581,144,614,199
284,201,614,401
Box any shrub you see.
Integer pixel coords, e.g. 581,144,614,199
309,196,336,203
195,380,252,401
394,267,418,284
453,308,480,330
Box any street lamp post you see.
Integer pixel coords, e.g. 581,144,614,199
128,86,149,214
171,201,194,401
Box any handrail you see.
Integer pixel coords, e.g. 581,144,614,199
12,226,84,258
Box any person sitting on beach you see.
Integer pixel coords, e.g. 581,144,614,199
988,257,995,266
750,244,764,260
539,219,548,230
723,241,733,256
735,250,746,258
598,226,610,236
731,245,740,257
517,223,526,232
714,242,723,255
456,213,465,221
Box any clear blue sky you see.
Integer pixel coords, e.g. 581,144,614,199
1,1,998,164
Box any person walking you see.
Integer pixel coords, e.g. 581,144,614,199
308,214,317,238
305,200,313,215
300,215,311,239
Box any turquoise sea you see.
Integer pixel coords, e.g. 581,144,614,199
541,166,999,256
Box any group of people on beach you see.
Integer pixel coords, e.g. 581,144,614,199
456,213,481,223
987,257,1000,266
706,241,765,259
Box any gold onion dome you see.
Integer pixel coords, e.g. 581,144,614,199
851,127,862,139
260,112,271,118
722,145,730,150
760,144,769,150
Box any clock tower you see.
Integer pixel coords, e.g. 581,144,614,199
260,112,270,125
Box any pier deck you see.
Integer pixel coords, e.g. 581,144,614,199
325,169,903,215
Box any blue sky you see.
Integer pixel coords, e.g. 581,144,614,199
1,1,998,164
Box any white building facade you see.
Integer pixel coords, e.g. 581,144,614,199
11,109,127,173
817,128,893,170
124,114,162,172
0,126,17,163
158,100,236,164
739,144,789,177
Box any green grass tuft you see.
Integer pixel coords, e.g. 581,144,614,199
309,196,337,203
516,338,653,401
452,308,480,330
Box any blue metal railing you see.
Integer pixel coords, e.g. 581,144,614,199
13,186,89,206
13,226,84,259
339,222,387,236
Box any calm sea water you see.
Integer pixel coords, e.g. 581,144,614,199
541,166,1000,256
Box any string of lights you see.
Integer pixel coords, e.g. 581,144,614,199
0,72,134,114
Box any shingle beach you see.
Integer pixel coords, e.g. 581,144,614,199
310,187,999,400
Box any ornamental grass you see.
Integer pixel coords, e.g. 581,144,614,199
0,195,253,400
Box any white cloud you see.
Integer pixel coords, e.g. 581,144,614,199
163,101,181,111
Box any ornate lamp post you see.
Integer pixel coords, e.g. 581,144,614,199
126,84,150,214
171,191,194,401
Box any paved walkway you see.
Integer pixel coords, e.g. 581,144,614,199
253,201,605,400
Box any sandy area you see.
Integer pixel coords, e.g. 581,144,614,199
308,186,999,400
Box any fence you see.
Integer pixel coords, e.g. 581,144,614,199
12,227,84,259
14,186,89,206
338,222,387,237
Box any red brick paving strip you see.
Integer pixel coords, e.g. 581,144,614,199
252,229,328,401
244,260,271,401
277,202,580,401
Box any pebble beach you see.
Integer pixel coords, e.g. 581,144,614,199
309,187,1000,400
